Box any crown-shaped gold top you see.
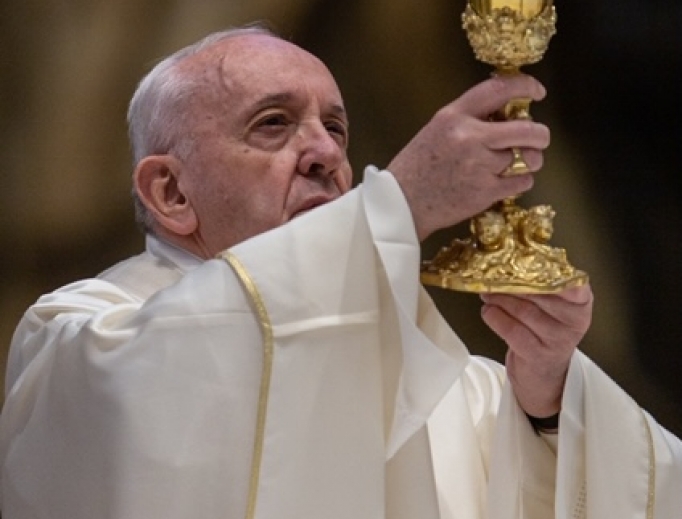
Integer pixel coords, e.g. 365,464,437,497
462,0,557,71
471,0,551,18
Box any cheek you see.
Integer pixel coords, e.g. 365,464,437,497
192,149,296,240
336,166,353,192
232,178,291,231
200,190,283,249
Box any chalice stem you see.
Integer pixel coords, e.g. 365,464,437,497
489,69,534,176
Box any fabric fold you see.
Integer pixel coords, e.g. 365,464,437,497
362,167,470,459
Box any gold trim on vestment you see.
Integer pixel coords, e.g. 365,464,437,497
641,408,656,519
219,251,274,519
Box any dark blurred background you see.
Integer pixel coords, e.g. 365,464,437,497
1,0,681,435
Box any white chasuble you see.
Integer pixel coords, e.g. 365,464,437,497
1,167,681,519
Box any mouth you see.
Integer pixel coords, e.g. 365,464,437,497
290,195,336,219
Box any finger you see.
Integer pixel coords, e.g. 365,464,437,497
454,74,547,120
493,148,544,176
484,119,551,152
481,302,578,374
484,285,593,318
481,303,544,355
482,296,560,343
481,284,592,307
455,119,547,177
481,287,593,335
554,284,593,305
535,289,593,333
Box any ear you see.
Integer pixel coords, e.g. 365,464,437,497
133,155,198,236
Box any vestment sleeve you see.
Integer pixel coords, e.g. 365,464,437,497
485,350,682,519
0,167,469,519
427,352,559,519
0,261,267,518
217,167,470,518
554,352,682,518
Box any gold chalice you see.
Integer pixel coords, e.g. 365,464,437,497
420,0,588,294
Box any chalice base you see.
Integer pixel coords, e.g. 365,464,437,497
420,200,588,294
421,267,588,294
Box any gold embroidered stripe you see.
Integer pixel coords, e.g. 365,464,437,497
219,251,274,519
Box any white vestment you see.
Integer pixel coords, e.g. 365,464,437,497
1,167,680,518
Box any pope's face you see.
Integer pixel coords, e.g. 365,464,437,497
174,34,352,257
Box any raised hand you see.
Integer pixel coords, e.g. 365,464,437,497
387,73,550,241
480,284,594,418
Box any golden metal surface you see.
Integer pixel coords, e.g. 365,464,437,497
471,0,547,18
504,147,531,176
422,200,587,293
421,0,588,294
464,1,556,71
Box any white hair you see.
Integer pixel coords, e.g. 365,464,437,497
127,23,278,233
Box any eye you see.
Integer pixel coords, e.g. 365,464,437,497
325,120,349,145
245,111,293,150
248,113,293,147
256,113,289,129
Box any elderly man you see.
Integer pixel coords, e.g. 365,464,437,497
1,25,680,519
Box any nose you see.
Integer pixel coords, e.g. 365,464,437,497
297,121,345,178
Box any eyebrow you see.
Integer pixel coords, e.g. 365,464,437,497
251,92,348,120
251,92,293,111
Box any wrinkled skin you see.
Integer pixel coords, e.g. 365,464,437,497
134,34,352,259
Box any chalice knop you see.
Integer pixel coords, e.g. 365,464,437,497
420,0,588,293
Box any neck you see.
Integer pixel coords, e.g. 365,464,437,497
152,229,212,260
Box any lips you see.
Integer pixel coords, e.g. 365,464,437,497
291,195,336,219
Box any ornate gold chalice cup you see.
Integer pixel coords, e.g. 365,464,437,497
420,0,588,293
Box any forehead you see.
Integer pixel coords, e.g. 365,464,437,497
179,34,343,109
